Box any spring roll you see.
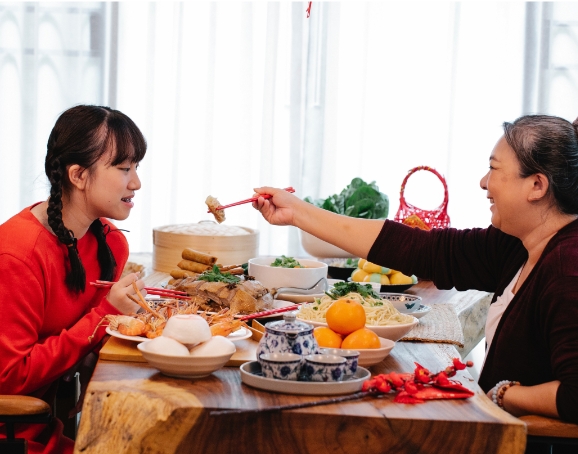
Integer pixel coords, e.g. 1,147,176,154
170,269,199,279
178,259,212,274
181,248,218,266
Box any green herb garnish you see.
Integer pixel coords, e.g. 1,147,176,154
304,177,388,219
197,265,241,284
325,282,381,300
270,255,303,268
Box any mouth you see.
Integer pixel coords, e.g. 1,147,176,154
121,197,133,203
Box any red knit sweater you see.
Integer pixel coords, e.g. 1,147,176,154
0,205,127,452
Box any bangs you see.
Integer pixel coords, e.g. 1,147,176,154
105,112,147,166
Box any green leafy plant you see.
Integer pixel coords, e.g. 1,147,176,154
304,177,389,219
325,282,381,300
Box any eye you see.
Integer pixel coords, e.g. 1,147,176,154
119,167,130,172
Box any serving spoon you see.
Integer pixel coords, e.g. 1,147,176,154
272,277,328,299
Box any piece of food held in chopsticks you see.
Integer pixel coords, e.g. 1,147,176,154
206,195,226,223
205,187,296,223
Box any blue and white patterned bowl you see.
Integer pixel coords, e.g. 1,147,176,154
259,352,302,380
318,348,360,376
303,354,347,382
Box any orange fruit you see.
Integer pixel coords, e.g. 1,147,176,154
341,328,381,349
313,326,342,348
326,298,366,335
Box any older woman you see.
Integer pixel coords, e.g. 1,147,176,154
253,114,578,423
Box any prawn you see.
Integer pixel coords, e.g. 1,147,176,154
106,315,147,336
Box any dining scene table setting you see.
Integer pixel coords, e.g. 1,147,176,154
74,234,526,454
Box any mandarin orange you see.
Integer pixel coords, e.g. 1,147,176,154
325,298,366,335
341,327,381,349
313,326,343,348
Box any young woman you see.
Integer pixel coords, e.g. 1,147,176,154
0,105,147,453
253,114,578,424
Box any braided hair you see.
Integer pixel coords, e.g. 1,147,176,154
45,105,147,292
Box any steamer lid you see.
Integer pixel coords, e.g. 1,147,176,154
155,221,252,236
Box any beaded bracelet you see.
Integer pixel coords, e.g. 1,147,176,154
491,380,520,408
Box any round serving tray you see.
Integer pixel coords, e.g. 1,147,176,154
240,361,371,395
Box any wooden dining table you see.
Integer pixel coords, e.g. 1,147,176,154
74,257,526,454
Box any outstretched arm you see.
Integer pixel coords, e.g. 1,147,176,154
253,186,385,259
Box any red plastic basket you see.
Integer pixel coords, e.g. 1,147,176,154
394,166,450,230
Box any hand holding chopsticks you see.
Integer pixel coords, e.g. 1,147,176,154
90,280,191,300
207,187,295,213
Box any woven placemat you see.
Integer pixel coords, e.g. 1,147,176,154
399,304,464,348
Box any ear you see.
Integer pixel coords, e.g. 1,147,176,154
67,164,89,191
528,173,550,202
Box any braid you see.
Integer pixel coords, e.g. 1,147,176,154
46,157,86,292
90,220,117,281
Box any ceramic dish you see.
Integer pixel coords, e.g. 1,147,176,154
248,256,328,291
354,338,395,367
379,293,422,314
106,326,252,343
296,317,419,342
412,304,432,319
137,341,235,379
379,283,416,293
240,361,371,395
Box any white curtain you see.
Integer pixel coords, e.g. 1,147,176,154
1,2,578,257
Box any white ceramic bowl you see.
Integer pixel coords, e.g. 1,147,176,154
379,293,422,314
354,337,395,367
297,317,419,342
137,340,236,379
248,256,328,291
300,231,356,258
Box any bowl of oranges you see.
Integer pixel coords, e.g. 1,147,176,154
304,297,400,367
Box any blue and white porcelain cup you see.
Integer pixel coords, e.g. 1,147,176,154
259,352,302,380
318,348,360,376
303,354,347,382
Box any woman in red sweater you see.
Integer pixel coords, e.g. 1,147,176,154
253,114,578,425
0,105,147,453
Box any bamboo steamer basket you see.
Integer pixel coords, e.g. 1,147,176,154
153,221,259,272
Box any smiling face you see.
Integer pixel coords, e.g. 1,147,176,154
479,136,532,235
83,147,142,221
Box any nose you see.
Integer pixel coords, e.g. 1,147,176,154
129,168,141,191
480,171,488,191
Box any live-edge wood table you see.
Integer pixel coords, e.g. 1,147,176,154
74,257,525,454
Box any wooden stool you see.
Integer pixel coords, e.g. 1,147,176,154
521,415,578,453
0,396,52,454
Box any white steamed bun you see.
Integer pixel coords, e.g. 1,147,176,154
189,336,236,357
162,314,212,348
143,336,190,356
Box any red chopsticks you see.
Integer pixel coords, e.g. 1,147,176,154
207,187,295,213
90,280,191,300
239,303,302,321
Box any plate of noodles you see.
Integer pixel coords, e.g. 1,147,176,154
295,282,418,341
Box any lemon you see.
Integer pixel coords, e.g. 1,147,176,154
357,259,367,270
389,272,413,285
351,268,369,282
362,261,390,274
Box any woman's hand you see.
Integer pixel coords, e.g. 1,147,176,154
106,272,147,314
252,186,304,226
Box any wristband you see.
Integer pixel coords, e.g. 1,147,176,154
491,380,520,408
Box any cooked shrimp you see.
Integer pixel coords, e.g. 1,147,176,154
106,315,147,336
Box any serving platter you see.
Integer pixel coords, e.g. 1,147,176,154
240,361,371,395
106,326,252,343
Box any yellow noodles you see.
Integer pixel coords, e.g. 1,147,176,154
297,292,414,326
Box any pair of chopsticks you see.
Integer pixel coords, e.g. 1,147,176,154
238,303,303,321
207,187,295,213
90,280,191,300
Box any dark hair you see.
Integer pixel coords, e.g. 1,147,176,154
503,114,578,215
45,105,147,292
